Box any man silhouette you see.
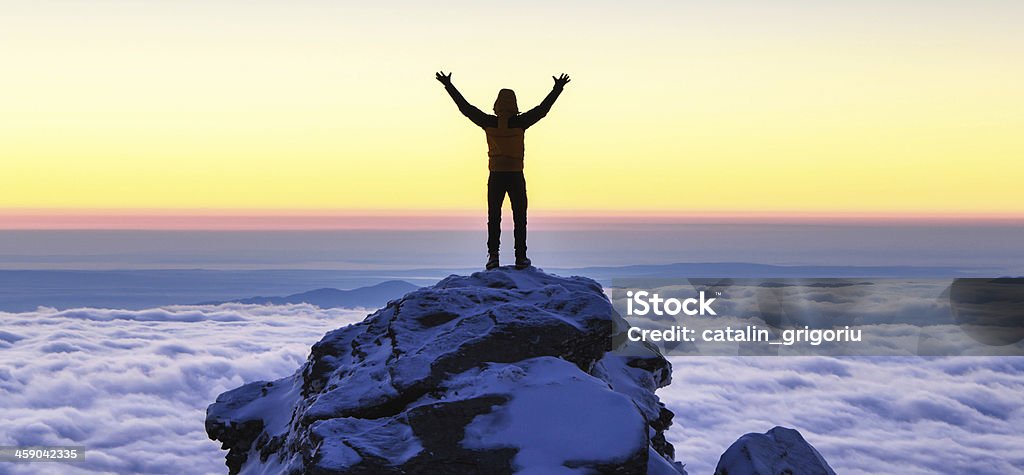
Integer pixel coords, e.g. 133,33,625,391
436,71,570,269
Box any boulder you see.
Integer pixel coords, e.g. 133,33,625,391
715,426,836,475
206,267,686,474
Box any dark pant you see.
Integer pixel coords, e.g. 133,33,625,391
487,171,527,255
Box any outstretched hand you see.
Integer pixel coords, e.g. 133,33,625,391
435,71,453,87
553,73,571,88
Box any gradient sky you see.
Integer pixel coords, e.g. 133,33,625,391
2,1,1022,215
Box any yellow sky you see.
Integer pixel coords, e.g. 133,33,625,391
2,1,1022,214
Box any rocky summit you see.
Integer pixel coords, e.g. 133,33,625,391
206,267,686,474
207,267,837,475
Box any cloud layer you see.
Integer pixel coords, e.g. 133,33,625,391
0,304,368,475
663,356,1024,474
1,304,1021,474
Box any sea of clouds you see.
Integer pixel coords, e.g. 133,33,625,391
665,356,1024,474
0,304,367,475
1,303,1022,474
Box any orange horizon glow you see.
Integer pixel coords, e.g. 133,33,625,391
2,208,1021,231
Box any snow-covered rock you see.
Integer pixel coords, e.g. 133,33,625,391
714,426,836,475
206,267,686,474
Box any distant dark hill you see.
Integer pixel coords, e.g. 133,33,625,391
0,263,981,312
201,280,419,309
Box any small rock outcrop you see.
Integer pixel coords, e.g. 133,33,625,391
715,426,836,475
206,267,686,474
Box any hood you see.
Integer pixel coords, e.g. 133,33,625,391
493,88,519,117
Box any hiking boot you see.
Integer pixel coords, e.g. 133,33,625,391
514,253,531,269
485,253,500,270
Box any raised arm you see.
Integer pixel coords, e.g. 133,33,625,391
518,73,571,129
436,71,491,128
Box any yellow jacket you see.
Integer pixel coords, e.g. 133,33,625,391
443,83,564,172
485,117,526,171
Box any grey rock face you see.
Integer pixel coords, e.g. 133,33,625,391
206,267,685,474
715,426,836,475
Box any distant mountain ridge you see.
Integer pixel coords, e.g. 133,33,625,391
200,280,419,309
0,262,984,312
